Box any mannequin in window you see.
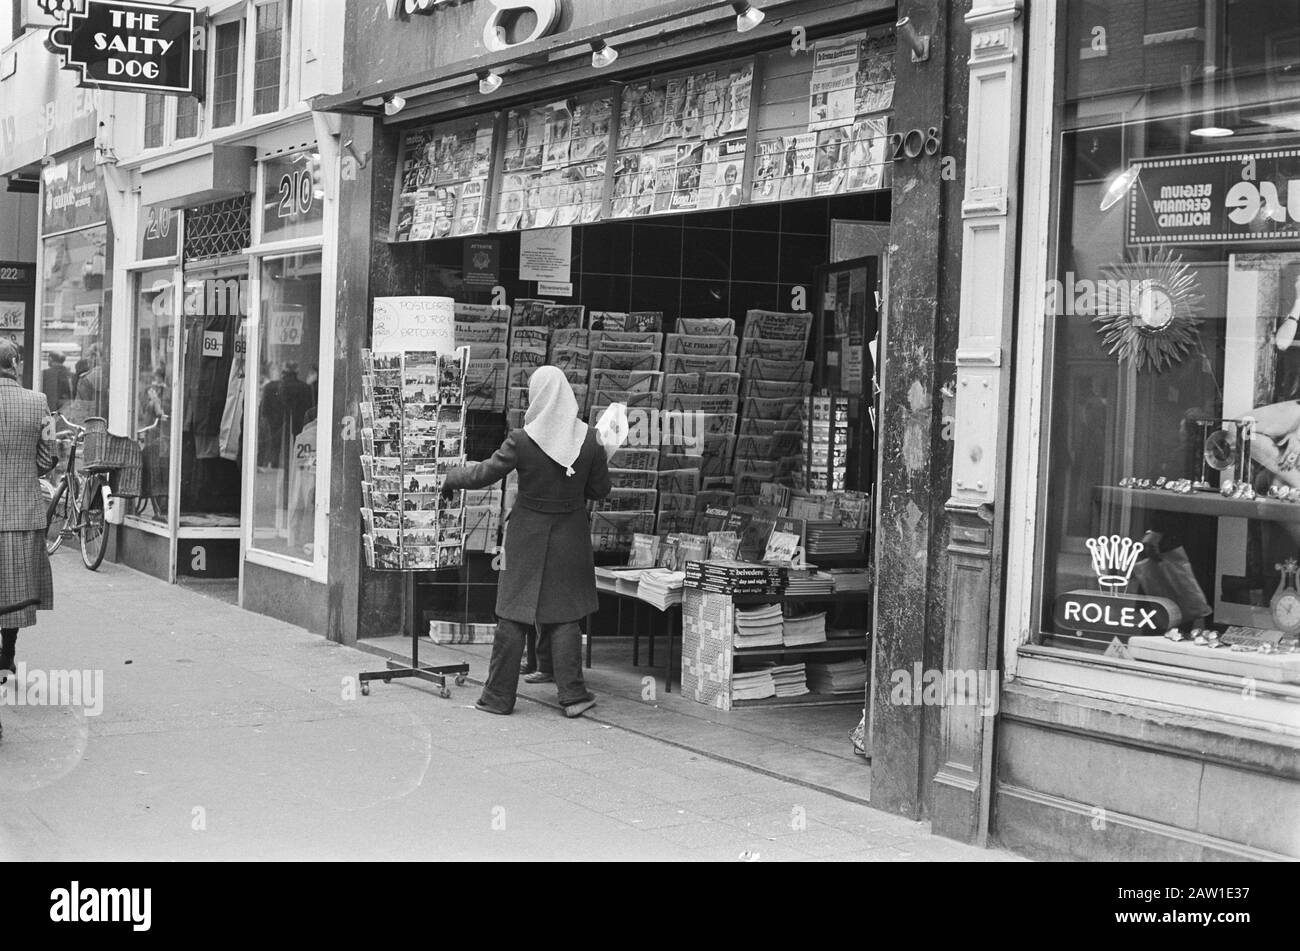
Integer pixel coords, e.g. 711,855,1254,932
1245,269,1300,485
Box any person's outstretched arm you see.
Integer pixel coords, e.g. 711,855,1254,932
584,436,611,501
444,432,519,491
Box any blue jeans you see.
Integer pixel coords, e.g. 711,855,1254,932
479,617,593,713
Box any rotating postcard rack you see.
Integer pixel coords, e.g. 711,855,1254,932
357,347,470,698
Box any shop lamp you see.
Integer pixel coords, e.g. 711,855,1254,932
1099,164,1140,212
383,95,407,116
732,2,764,33
591,39,619,69
478,70,503,95
1190,123,1234,138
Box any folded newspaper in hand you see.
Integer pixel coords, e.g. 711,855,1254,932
595,402,629,460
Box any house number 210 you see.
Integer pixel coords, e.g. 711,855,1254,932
889,127,941,161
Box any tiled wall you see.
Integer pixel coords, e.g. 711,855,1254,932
422,192,890,325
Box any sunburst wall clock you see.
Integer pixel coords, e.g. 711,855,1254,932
1092,247,1205,373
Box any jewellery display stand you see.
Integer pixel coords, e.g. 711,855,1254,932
357,347,471,698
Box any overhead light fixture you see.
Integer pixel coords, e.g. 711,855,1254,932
731,2,764,33
1190,124,1234,138
383,94,406,116
1099,164,1140,212
478,69,503,95
590,39,618,69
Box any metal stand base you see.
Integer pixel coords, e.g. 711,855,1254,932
359,576,470,699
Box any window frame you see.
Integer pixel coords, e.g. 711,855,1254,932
209,15,245,130
249,0,290,117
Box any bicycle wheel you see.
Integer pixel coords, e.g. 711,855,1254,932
80,475,110,571
45,479,69,556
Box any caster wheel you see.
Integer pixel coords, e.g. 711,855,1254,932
455,675,467,686
439,687,452,699
360,682,370,696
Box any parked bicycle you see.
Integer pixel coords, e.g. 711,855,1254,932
43,414,113,570
133,416,167,520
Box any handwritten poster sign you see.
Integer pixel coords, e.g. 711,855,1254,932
371,297,455,353
519,227,572,284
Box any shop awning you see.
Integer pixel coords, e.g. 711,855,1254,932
140,145,255,209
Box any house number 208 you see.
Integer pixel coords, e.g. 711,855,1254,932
889,127,941,161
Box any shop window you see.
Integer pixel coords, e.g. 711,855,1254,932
143,94,166,150
175,95,201,141
252,1,285,116
1034,0,1300,673
42,227,110,424
212,20,242,129
251,252,322,561
131,269,175,525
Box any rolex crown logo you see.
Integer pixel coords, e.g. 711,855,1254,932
1085,534,1144,592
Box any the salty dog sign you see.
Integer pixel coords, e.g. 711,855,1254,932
49,0,197,95
372,297,456,354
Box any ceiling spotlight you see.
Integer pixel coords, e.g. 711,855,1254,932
478,70,503,95
591,39,618,69
732,2,764,33
383,95,406,116
1190,124,1234,138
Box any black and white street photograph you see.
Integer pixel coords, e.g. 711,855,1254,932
0,0,1292,926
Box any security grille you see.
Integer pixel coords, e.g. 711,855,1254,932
184,196,251,263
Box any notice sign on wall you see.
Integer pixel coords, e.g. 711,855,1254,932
50,0,196,95
1128,148,1300,247
519,227,572,284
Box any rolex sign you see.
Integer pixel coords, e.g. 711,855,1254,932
49,0,196,95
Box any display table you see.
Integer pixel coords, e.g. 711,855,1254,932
594,568,683,692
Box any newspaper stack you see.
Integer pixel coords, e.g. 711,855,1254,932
782,611,827,647
637,568,686,610
772,663,809,698
731,666,776,701
806,658,869,695
734,603,783,649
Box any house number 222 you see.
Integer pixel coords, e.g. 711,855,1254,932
889,127,941,161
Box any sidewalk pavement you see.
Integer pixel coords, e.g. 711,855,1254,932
0,554,1023,862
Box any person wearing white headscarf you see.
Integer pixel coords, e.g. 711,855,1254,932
444,366,611,718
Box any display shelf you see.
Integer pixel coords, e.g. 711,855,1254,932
1097,485,1300,523
730,590,871,605
732,636,868,656
733,689,865,707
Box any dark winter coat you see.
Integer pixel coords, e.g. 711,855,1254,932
444,427,610,624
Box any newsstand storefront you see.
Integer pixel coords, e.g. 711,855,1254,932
999,0,1300,860
318,0,986,830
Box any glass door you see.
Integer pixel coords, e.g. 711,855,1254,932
176,265,249,530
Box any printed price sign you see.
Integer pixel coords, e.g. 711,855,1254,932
202,330,224,358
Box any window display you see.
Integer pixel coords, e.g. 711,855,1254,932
1036,0,1300,682
131,268,175,523
252,252,323,559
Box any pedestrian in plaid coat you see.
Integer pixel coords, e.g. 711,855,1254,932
0,339,57,675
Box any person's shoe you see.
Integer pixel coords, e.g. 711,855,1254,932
519,662,536,675
475,700,511,716
563,699,596,718
523,671,554,684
